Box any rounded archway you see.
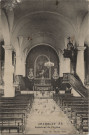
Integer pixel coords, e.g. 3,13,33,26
26,45,59,80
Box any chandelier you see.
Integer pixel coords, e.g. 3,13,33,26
44,61,54,68
2,0,22,11
44,48,54,68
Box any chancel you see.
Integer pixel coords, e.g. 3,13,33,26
0,0,89,134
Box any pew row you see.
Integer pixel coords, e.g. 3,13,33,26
0,94,34,133
53,94,88,134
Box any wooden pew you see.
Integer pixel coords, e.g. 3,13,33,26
1,104,31,109
0,111,28,132
74,115,89,133
62,100,88,107
53,94,88,134
60,97,87,106
66,106,88,117
64,104,88,112
0,124,20,133
0,112,26,119
54,96,88,110
81,116,89,133
70,111,88,124
62,102,88,110
0,117,23,126
0,94,34,133
0,111,26,133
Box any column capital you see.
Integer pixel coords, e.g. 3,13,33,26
3,45,13,50
77,46,86,51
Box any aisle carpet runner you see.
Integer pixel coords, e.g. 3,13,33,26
25,98,77,134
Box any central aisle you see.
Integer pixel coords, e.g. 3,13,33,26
25,98,77,134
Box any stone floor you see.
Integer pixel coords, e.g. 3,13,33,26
25,98,77,134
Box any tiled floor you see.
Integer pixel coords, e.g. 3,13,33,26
25,98,77,134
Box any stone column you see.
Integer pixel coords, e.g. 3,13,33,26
22,62,26,77
63,58,70,73
86,46,89,84
3,45,15,97
15,55,22,75
0,43,1,82
59,51,70,77
76,46,86,84
15,55,26,76
59,51,64,77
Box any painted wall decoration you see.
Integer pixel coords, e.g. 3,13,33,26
34,55,51,79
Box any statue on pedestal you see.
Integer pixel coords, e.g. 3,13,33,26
53,68,59,80
28,68,34,79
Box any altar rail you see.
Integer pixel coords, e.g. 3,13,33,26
34,85,53,91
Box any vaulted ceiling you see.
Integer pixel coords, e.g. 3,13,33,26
0,0,89,52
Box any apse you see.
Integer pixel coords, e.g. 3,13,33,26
26,45,59,79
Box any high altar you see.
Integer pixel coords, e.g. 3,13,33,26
33,78,54,98
34,78,52,91
27,54,59,98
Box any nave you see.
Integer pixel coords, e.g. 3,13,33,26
0,0,89,134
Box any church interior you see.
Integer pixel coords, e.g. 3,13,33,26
0,0,89,134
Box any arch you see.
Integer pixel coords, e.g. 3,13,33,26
21,32,64,57
24,43,60,63
12,11,76,34
26,44,59,78
79,11,89,45
12,11,76,44
1,10,10,44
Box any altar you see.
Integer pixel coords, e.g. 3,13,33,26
34,78,52,91
33,78,54,98
34,84,52,91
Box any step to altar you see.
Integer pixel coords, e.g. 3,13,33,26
34,91,55,98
